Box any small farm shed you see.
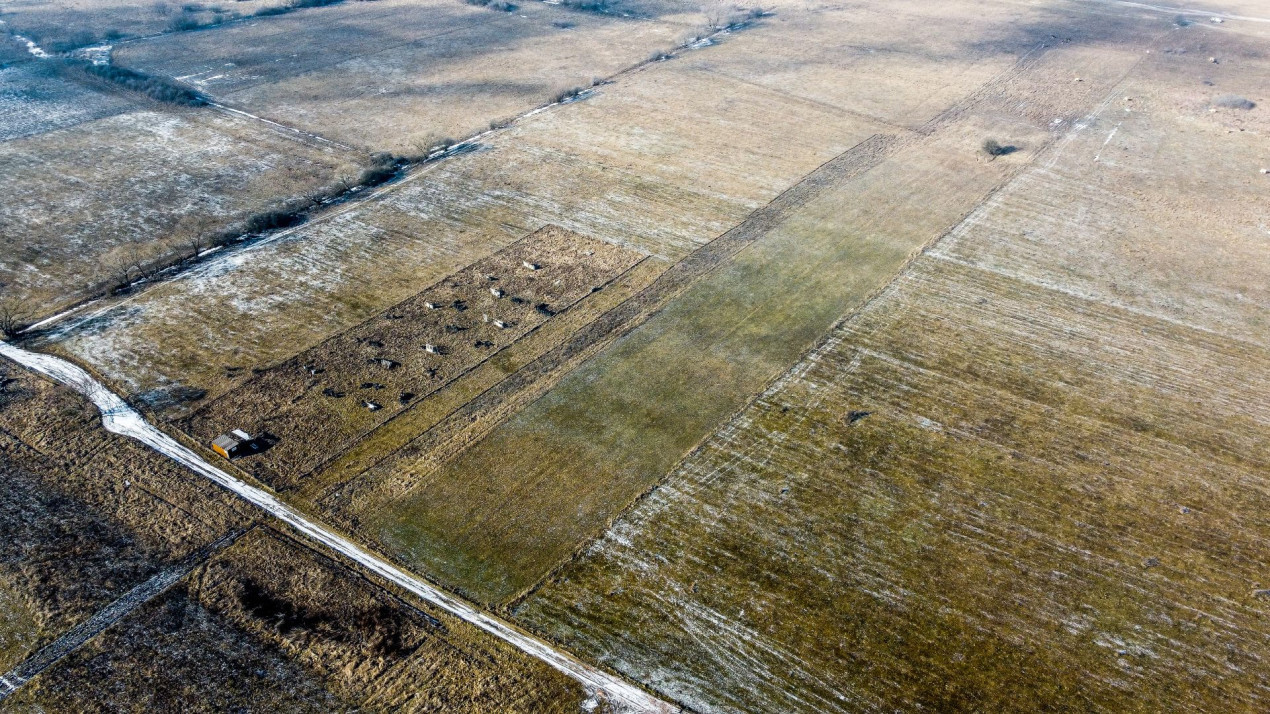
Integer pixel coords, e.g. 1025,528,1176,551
212,429,255,459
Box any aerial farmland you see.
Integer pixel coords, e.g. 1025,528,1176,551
0,0,1267,710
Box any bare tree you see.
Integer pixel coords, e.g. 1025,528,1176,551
103,255,134,292
0,296,31,338
126,242,152,280
703,1,731,30
175,214,213,260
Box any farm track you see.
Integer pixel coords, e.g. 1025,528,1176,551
318,132,900,515
22,17,757,337
208,102,356,151
0,529,245,701
0,340,678,713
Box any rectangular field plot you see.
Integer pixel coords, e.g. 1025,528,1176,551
182,226,644,492
518,253,1270,713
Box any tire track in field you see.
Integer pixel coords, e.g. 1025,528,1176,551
0,529,245,702
0,341,678,713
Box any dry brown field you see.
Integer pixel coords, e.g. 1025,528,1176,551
517,12,1270,713
3,0,1268,710
0,362,591,711
0,363,248,675
0,99,361,313
113,0,699,152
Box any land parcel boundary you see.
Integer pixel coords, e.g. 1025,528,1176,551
182,225,645,493
368,120,1048,603
363,19,1160,604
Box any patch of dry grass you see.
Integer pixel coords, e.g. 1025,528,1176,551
0,362,249,682
517,27,1270,712
182,226,643,492
0,104,361,314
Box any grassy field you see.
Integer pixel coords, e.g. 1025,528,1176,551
0,363,248,679
0,94,361,313
0,62,133,141
6,529,587,712
187,529,585,712
42,11,906,406
360,0,1163,605
2,584,350,713
10,0,1268,709
516,17,1270,712
114,0,698,152
182,226,643,492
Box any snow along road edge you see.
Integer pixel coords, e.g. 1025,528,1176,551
0,340,676,714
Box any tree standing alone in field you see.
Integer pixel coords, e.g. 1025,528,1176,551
982,138,1013,159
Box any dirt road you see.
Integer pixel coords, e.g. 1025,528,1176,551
0,340,675,714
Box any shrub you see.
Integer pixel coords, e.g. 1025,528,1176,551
255,0,342,16
560,0,610,13
242,207,304,234
553,86,586,103
167,12,204,31
466,0,515,9
356,152,401,187
84,63,207,105
1214,94,1256,110
982,138,1015,157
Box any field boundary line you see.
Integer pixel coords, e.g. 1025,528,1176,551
323,133,901,517
0,341,679,714
23,15,767,338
